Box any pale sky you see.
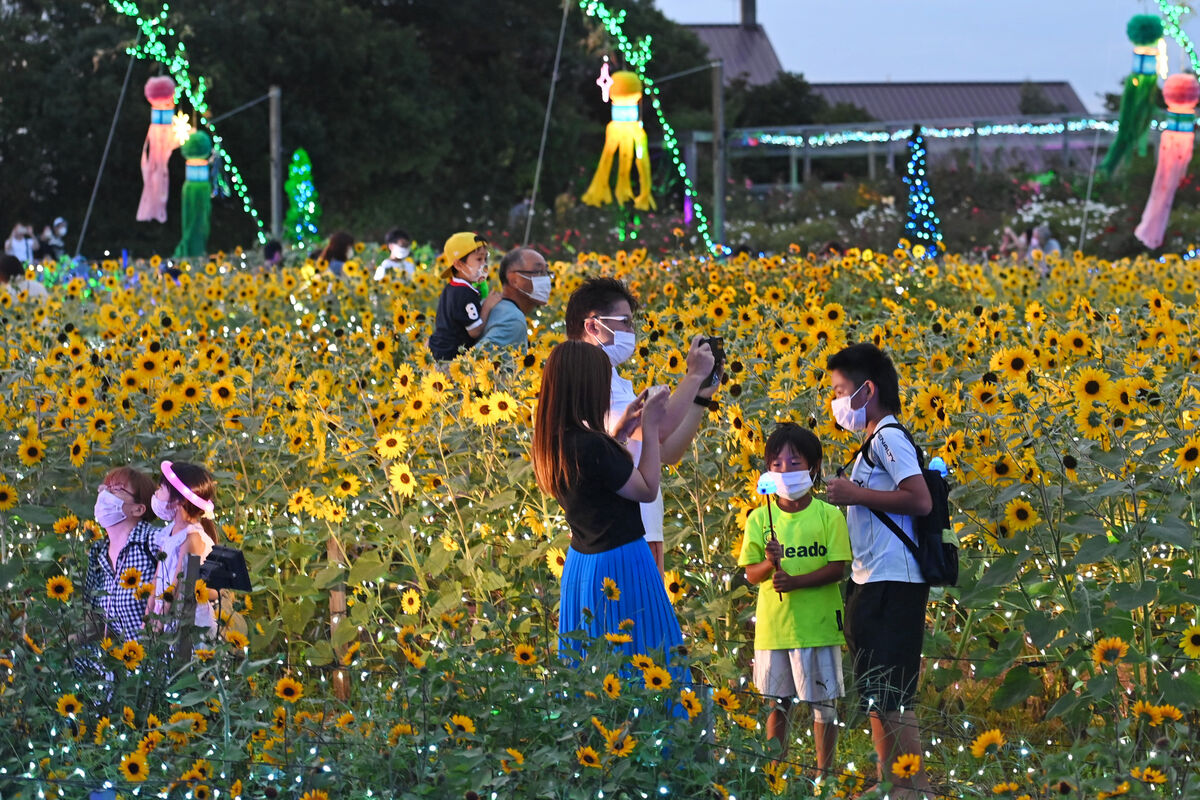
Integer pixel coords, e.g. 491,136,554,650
653,0,1199,114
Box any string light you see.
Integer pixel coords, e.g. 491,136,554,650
107,1,267,243
737,118,1122,151
902,126,942,259
1158,1,1200,73
284,149,321,248
579,1,721,255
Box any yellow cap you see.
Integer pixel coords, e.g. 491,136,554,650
441,232,488,277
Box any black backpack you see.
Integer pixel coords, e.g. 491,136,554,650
847,423,958,587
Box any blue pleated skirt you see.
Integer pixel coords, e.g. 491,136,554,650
558,538,685,678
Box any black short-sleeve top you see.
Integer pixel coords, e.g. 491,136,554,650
428,279,482,360
557,427,645,554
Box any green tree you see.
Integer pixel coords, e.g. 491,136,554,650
284,149,321,249
1018,80,1067,115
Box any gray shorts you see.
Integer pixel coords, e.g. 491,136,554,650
753,646,845,703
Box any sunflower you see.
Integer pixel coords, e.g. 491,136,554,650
209,378,236,408
0,483,18,512
608,734,636,757
274,676,304,703
1174,436,1200,473
287,488,315,514
576,745,601,769
603,673,621,699
56,693,81,717
115,640,145,671
500,747,525,773
400,588,421,615
1130,766,1166,785
969,381,1000,412
135,351,164,379
642,665,672,691
46,575,74,602
1072,367,1110,404
18,433,45,467
1157,703,1182,722
1091,636,1129,669
513,644,537,666
333,473,361,498
679,688,701,720
891,752,921,779
446,713,475,735
969,728,1005,758
712,686,741,712
1097,782,1131,800
152,390,183,425
992,782,1020,795
119,750,149,782
982,453,1018,484
1180,624,1200,658
375,431,408,460
388,463,416,497
989,347,1036,381
299,791,330,800
604,632,632,645
1003,498,1039,532
602,576,620,601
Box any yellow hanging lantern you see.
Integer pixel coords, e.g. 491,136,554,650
581,68,656,211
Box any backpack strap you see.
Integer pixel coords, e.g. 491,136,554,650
842,422,923,551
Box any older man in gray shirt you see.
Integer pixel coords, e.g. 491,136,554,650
478,248,552,348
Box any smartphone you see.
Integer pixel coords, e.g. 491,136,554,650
702,336,725,387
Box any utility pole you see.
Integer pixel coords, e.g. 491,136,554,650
269,85,282,242
712,59,726,250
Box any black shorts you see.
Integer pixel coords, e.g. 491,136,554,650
844,579,929,713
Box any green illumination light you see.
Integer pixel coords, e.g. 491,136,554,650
109,1,267,244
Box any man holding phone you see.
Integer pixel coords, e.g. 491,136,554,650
565,277,722,575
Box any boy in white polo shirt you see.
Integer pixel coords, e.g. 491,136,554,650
824,342,934,798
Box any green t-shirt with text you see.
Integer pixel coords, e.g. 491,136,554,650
737,497,852,650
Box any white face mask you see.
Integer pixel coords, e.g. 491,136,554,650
151,492,176,522
775,470,814,501
592,320,636,366
830,382,868,431
390,244,410,260
758,470,814,501
94,488,128,529
521,275,552,304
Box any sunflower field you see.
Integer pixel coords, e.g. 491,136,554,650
1,243,1199,799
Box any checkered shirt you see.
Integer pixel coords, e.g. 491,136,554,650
82,520,163,642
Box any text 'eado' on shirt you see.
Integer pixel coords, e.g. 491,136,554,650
738,497,852,650
428,279,482,360
847,414,924,584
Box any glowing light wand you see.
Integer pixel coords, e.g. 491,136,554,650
756,472,784,601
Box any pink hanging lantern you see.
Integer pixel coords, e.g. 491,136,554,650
1134,73,1200,249
137,76,180,223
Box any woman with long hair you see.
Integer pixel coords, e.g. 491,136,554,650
317,231,355,276
532,341,682,668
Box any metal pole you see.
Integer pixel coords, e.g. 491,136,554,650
269,86,282,242
711,59,726,249
524,0,571,245
76,35,140,259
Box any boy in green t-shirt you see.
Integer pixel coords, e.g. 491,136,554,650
738,423,851,775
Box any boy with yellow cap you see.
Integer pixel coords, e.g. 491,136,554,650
428,232,500,360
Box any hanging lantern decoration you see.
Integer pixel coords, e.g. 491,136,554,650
1134,73,1199,249
1101,14,1165,174
173,131,213,259
581,66,656,211
137,76,181,223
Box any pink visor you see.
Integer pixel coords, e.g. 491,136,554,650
161,460,214,515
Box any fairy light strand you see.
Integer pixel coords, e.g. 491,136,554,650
579,1,721,255
107,1,267,244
